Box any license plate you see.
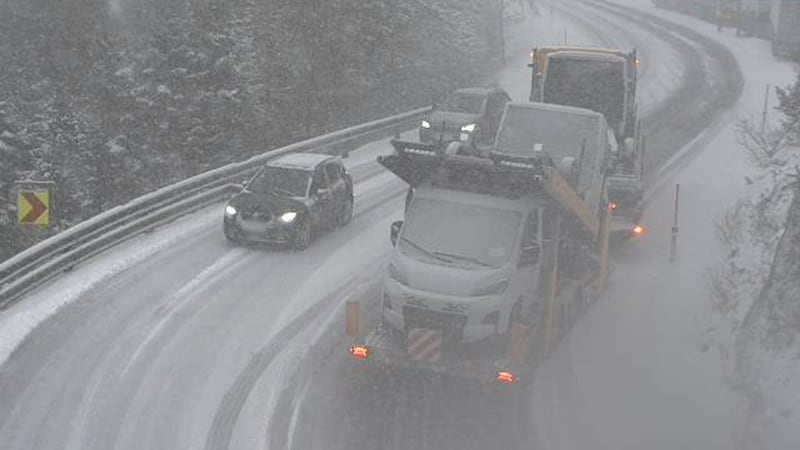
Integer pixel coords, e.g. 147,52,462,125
240,220,266,234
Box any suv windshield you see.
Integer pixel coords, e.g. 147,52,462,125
399,198,521,268
247,166,311,197
440,92,485,114
543,58,625,128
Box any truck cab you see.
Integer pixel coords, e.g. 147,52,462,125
384,186,544,343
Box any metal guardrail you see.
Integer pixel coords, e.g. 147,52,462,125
0,106,431,309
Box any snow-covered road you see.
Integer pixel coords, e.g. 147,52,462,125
0,141,408,450
531,1,797,450
279,2,745,450
0,0,752,449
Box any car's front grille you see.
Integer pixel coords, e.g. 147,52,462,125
241,210,272,222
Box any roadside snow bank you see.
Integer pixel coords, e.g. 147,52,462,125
710,145,800,449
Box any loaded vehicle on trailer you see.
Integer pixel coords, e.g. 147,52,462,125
348,102,614,385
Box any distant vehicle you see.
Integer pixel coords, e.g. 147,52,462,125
770,0,800,59
223,153,353,249
419,87,511,147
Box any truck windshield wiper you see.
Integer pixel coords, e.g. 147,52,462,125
433,251,494,268
400,237,453,263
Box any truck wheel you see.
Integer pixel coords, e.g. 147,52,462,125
293,219,312,250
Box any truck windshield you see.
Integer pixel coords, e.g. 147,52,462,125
399,198,521,269
439,92,485,114
543,58,625,129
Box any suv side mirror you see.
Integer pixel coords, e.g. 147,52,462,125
390,220,403,246
518,243,541,267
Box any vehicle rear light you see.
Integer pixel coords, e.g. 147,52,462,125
632,224,646,236
350,345,370,360
498,371,518,385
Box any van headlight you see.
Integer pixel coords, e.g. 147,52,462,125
280,211,297,223
460,123,476,132
225,205,238,216
472,279,508,296
421,120,431,129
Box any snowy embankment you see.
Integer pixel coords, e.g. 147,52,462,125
710,144,800,449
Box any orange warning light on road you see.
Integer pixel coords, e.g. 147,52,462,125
350,345,370,360
632,224,646,236
497,371,518,385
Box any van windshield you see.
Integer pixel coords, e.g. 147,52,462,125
399,198,521,268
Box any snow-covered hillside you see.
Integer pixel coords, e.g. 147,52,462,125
711,143,800,449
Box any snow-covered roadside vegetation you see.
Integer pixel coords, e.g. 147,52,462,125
0,0,535,263
710,77,800,449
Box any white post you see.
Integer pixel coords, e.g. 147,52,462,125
669,184,680,262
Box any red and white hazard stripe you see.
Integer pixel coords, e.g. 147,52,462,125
407,328,442,362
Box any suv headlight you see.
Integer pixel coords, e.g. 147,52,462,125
460,123,476,132
421,120,431,129
225,205,237,216
472,279,508,297
280,211,297,223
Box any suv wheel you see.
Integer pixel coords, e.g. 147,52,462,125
293,219,312,250
224,223,239,244
338,198,354,227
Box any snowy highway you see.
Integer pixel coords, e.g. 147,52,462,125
0,0,749,449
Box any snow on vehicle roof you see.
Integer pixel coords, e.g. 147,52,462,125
505,101,604,118
543,45,627,55
548,51,627,62
452,87,493,96
267,152,333,170
415,185,532,212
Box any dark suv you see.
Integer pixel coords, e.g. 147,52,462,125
419,87,511,147
223,153,353,249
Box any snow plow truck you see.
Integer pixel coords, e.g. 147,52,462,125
348,102,615,386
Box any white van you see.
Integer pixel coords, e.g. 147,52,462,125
383,185,544,343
